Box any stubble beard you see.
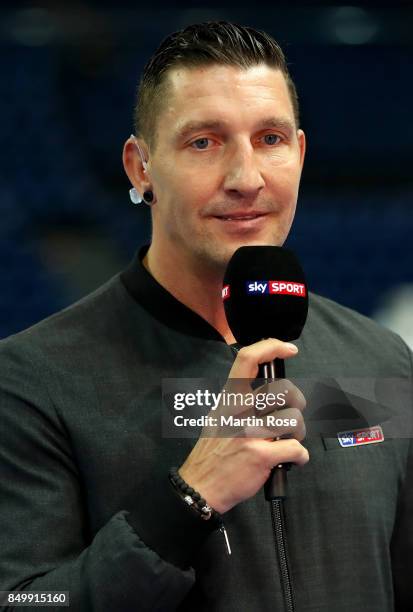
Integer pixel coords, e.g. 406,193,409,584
186,226,288,278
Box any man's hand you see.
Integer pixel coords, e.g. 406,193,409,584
179,338,309,514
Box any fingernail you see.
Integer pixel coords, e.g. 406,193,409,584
285,343,298,353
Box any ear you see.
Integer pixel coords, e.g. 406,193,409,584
122,136,150,195
296,129,306,170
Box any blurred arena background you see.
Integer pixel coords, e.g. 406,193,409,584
0,0,412,344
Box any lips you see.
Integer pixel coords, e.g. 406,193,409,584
213,212,267,221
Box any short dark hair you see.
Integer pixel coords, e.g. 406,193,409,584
134,21,300,150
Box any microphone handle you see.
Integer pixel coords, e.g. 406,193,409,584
257,356,285,380
258,359,292,500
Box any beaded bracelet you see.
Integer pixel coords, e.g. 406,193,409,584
168,467,232,555
169,467,219,522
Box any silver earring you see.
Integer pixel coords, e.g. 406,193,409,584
129,187,142,205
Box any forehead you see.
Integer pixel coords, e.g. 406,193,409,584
159,64,295,133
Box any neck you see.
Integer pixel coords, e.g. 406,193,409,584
143,244,236,344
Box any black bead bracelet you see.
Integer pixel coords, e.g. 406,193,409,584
168,467,232,555
169,467,220,522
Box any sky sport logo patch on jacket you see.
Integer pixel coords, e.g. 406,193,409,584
337,425,384,447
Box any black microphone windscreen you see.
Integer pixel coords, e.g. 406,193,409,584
223,246,308,345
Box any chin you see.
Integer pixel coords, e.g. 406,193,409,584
229,235,285,252
194,232,287,272
204,240,271,270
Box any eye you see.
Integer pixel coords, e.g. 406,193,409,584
262,134,282,145
191,138,211,150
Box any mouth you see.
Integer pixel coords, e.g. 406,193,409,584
210,212,269,235
213,212,268,221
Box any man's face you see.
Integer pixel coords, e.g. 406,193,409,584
147,63,306,272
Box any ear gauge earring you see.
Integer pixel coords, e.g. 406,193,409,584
128,187,155,206
143,190,154,204
129,187,142,205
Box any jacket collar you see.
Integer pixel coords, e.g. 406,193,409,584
120,245,226,342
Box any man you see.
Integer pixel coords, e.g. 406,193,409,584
0,21,412,612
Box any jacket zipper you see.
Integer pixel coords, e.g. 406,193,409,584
270,499,295,612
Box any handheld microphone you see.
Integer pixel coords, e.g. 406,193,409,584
223,245,308,499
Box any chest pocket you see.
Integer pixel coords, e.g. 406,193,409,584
310,434,403,520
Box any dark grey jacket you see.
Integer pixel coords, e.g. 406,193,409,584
0,253,412,611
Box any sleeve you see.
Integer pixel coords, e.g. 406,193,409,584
0,338,214,612
391,342,413,611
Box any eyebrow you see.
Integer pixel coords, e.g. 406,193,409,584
174,117,295,141
174,121,227,141
255,117,295,132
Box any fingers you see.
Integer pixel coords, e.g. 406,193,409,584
240,407,306,441
253,379,306,415
228,338,298,380
245,438,310,468
179,436,309,513
268,438,309,467
217,377,306,426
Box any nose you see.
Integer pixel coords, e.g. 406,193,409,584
223,144,265,198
